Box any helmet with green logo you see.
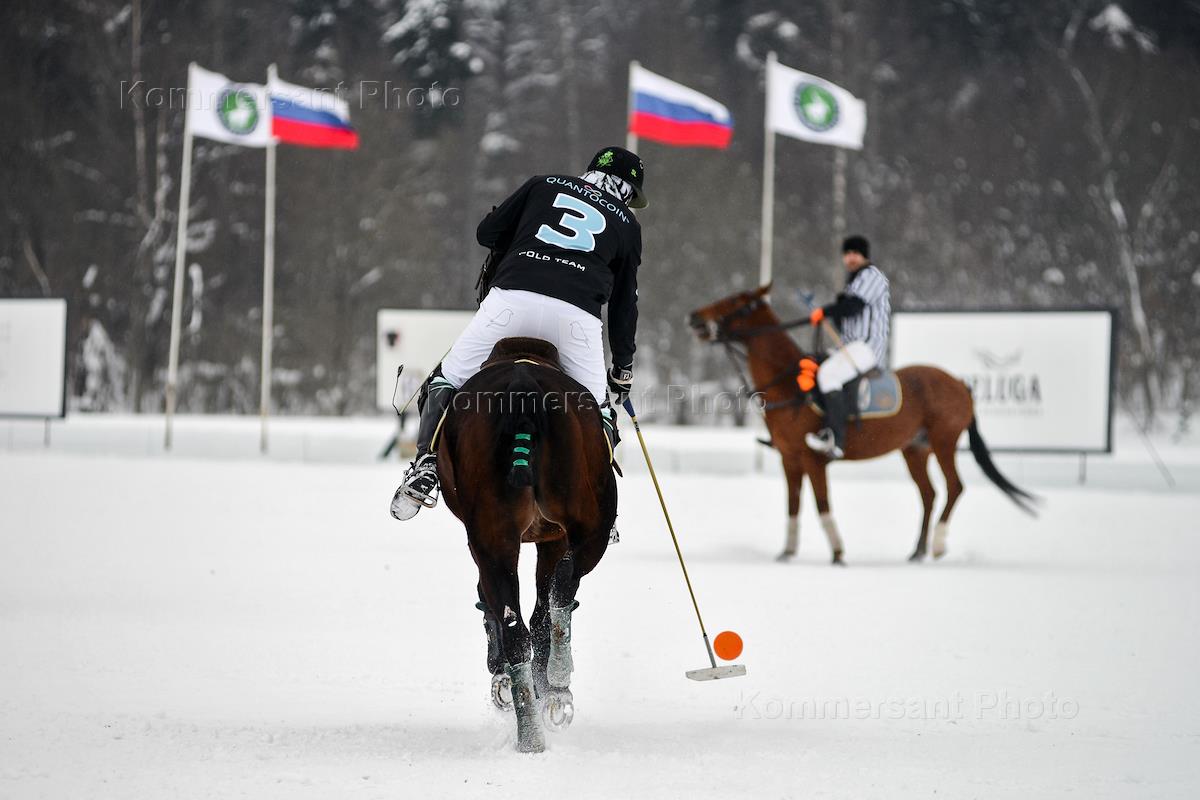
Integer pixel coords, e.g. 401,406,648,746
585,146,647,208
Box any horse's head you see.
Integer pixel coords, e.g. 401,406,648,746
687,283,773,343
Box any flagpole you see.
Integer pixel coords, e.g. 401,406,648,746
165,63,196,451
626,60,639,152
759,51,777,289
832,147,847,279
830,0,847,280
260,64,278,454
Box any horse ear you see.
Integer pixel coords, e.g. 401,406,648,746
755,282,773,298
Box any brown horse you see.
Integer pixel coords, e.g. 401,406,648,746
437,337,617,753
688,285,1035,564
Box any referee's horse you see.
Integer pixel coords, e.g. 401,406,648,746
437,337,617,753
689,286,1036,564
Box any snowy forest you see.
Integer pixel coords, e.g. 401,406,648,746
2,0,1198,424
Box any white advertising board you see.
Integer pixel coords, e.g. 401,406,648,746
0,298,68,418
376,309,475,412
890,310,1116,452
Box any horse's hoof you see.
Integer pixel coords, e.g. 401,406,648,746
831,551,845,566
491,671,513,710
775,550,796,562
541,688,574,731
908,552,925,563
932,547,947,560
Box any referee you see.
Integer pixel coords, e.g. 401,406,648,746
804,235,892,458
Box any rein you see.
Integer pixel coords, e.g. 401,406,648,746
709,305,813,344
713,316,812,343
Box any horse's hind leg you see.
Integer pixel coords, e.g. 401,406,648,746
532,532,604,733
901,445,936,562
930,434,966,559
530,537,569,694
545,512,611,688
473,529,544,753
475,582,513,710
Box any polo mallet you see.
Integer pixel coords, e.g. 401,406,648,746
621,397,747,681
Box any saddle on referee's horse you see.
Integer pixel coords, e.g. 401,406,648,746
813,368,904,421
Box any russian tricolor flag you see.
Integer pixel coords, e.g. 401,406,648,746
268,73,359,150
628,64,733,149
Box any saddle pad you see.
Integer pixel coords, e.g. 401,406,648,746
814,369,904,420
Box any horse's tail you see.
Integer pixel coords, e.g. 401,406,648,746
502,364,547,489
966,417,1040,516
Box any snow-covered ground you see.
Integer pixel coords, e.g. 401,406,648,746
2,437,1198,798
3,412,1198,493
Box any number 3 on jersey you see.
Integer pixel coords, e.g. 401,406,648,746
536,193,606,252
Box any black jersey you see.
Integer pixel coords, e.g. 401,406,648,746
476,174,642,369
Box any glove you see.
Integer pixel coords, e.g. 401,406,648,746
809,307,825,326
797,358,819,392
607,365,633,404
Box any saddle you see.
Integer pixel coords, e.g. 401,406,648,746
813,368,904,420
480,337,564,373
478,337,618,469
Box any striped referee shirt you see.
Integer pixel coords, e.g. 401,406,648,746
839,264,891,367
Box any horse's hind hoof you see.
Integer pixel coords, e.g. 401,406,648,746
541,689,574,731
908,552,925,563
775,550,796,563
491,671,513,710
831,551,845,566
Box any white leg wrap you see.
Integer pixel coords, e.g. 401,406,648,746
782,516,799,556
820,513,844,555
932,521,949,558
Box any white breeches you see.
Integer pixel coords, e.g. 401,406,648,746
817,341,877,393
441,288,608,405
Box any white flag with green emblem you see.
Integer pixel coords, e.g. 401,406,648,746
766,61,865,150
186,64,273,147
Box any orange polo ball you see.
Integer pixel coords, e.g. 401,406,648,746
713,630,743,661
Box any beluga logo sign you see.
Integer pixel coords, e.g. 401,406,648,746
966,349,1043,412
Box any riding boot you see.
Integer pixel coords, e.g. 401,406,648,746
805,389,847,459
825,388,848,457
390,373,455,521
600,401,621,451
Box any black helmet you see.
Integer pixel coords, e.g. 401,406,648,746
586,146,647,208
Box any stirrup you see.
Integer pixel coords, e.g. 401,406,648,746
805,429,835,452
392,454,440,519
400,481,440,509
805,429,844,458
402,453,440,502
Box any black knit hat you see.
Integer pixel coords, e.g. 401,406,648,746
586,146,647,208
842,235,870,258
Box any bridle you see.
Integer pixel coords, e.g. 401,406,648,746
694,297,813,412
